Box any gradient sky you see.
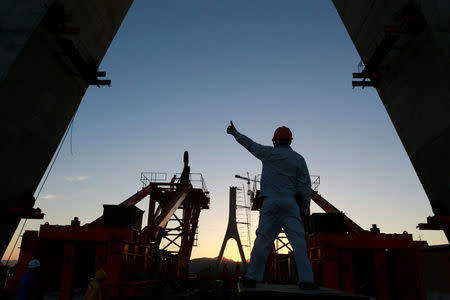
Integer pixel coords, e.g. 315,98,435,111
3,0,447,262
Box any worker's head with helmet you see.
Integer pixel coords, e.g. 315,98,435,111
272,126,293,147
28,259,40,274
94,269,106,282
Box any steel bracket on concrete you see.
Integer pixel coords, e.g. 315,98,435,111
352,34,400,88
1,193,44,219
352,2,425,89
2,205,44,219
417,216,450,231
352,73,380,88
56,38,111,87
352,80,376,88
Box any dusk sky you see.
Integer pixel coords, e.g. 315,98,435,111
3,0,446,262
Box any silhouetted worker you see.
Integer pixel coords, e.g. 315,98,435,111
84,269,106,300
170,174,177,190
227,121,318,290
18,259,42,300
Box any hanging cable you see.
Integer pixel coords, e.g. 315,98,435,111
35,114,75,199
70,113,74,155
5,114,76,266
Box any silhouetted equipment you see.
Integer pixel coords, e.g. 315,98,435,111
102,205,144,230
70,217,80,227
5,152,210,300
370,224,380,234
180,151,190,185
308,213,346,234
249,185,427,299
1,0,448,299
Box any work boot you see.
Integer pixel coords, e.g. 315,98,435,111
298,282,319,290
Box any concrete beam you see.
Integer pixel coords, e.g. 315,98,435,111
0,0,133,257
333,0,450,241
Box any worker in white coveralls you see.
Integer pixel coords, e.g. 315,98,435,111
226,121,318,290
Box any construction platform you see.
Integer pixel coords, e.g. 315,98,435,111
239,284,370,300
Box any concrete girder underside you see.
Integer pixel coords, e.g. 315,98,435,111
332,0,450,241
0,0,133,258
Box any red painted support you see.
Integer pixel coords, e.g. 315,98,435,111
340,250,354,293
321,247,340,289
373,250,389,300
59,244,75,300
103,241,123,299
139,186,191,244
148,196,156,227
154,186,191,230
8,153,210,298
95,244,107,271
177,195,201,278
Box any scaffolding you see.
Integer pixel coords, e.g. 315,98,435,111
139,171,209,253
235,174,321,255
236,186,251,259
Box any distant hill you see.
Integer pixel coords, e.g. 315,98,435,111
189,257,248,274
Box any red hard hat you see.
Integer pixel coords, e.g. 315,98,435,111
272,126,293,141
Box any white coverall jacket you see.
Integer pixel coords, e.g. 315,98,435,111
233,130,313,283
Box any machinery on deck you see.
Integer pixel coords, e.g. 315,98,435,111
242,176,426,300
6,152,210,300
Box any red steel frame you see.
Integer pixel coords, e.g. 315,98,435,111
308,231,426,300
7,161,209,299
253,189,427,299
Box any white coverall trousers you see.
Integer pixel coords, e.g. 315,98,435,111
232,130,314,284
246,196,314,283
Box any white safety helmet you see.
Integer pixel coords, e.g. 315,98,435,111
28,259,40,269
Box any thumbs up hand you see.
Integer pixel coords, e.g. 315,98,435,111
226,121,236,135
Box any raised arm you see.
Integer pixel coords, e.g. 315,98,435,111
233,131,273,160
226,121,272,161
